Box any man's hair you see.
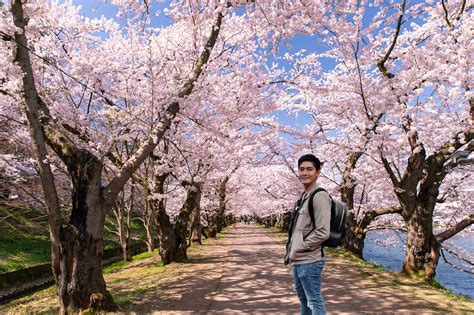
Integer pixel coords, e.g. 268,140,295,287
298,154,321,170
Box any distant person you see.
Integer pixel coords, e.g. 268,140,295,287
284,154,331,315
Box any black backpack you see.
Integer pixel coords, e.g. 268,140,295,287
308,188,347,248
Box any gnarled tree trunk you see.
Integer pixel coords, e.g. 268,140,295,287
151,173,177,264
173,183,202,260
403,208,439,281
343,212,365,257
57,151,115,312
380,117,473,282
401,189,439,280
340,180,364,256
151,175,203,263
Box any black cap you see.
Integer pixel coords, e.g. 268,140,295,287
298,154,321,170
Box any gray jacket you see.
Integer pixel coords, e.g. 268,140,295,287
284,184,331,266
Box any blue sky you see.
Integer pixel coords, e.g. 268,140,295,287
69,1,428,143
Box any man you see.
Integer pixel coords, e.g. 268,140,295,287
284,154,331,315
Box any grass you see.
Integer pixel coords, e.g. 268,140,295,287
0,202,151,274
0,204,51,273
1,248,163,313
0,234,51,273
328,247,472,301
429,278,473,302
103,249,159,274
114,296,133,307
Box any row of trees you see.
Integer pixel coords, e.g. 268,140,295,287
253,0,473,284
0,0,472,313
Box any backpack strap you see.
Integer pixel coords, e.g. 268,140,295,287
307,188,329,229
287,194,304,246
308,188,330,257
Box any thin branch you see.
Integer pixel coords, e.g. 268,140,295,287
441,0,452,27
436,214,474,243
440,245,473,266
377,0,406,78
454,0,467,21
379,147,401,186
440,248,473,274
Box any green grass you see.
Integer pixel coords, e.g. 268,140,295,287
0,234,51,273
0,205,51,273
328,247,472,302
429,278,472,301
0,202,155,274
103,249,159,274
114,296,133,307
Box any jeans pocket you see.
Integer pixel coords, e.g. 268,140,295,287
306,261,325,276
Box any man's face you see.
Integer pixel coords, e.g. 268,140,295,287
298,161,320,188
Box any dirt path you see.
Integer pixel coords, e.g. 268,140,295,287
2,223,473,314
124,222,299,313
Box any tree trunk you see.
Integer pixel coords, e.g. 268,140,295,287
142,165,156,253
214,177,229,232
150,173,198,264
155,208,177,264
151,173,178,264
114,204,132,262
190,183,202,245
340,183,367,257
343,212,366,257
144,222,155,253
154,183,199,264
58,152,115,312
113,185,133,262
172,184,201,260
11,0,63,286
402,203,439,281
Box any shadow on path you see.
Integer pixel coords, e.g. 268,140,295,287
123,223,474,314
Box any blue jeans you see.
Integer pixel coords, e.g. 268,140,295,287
292,259,326,315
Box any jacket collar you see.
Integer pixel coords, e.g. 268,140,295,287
301,183,321,201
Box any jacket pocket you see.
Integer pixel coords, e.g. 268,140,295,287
303,227,315,241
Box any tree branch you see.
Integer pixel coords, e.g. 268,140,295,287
379,148,401,187
377,0,406,79
11,0,62,280
436,214,474,243
441,0,452,27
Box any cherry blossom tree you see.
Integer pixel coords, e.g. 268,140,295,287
284,0,473,280
373,0,472,281
1,0,227,310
